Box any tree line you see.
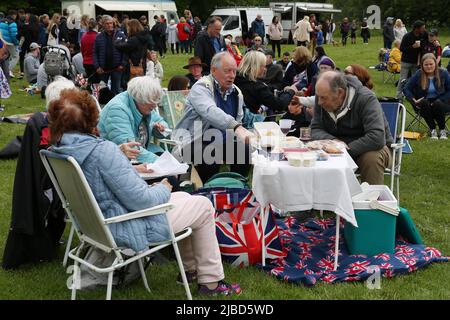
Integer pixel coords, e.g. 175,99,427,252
1,0,448,28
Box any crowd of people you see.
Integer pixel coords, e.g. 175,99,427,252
1,7,450,298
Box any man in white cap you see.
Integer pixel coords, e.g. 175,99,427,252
24,42,41,84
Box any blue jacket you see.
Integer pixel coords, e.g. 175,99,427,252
251,19,265,38
403,68,450,102
98,92,167,163
38,23,48,47
51,133,171,252
0,18,19,45
93,29,126,70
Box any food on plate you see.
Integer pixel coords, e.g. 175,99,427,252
322,145,344,154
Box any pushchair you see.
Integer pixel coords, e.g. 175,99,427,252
43,45,76,83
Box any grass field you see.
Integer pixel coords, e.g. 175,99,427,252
0,34,449,300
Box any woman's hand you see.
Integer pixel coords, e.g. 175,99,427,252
134,164,154,174
119,142,141,160
160,178,173,192
288,96,304,115
153,123,166,133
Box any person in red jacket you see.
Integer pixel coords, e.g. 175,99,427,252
80,19,98,83
177,17,191,55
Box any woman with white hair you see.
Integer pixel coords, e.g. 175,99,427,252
167,19,179,54
47,88,242,296
98,76,169,164
234,50,297,113
394,19,407,43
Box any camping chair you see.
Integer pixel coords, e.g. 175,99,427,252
380,51,400,84
157,90,188,152
380,100,406,204
39,150,193,300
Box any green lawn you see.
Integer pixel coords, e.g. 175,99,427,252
0,35,449,300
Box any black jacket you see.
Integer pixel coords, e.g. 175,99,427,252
400,31,428,64
194,31,226,73
234,74,293,113
115,31,154,66
383,23,395,43
2,112,65,269
262,63,284,91
115,31,154,83
59,16,70,44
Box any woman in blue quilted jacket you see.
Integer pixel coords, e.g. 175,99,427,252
48,88,241,296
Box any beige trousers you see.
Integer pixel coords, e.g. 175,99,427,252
167,192,224,284
355,146,392,185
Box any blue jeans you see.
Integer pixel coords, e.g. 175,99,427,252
101,71,123,94
180,40,189,54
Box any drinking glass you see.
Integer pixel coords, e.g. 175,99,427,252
299,127,311,142
279,119,293,136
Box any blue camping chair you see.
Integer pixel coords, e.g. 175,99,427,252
379,100,406,204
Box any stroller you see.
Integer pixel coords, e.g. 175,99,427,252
43,45,76,83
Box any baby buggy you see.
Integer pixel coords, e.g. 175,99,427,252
43,45,76,83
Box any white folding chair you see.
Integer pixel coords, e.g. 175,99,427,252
40,150,193,300
380,101,406,204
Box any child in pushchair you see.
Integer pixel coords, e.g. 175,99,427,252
43,44,76,83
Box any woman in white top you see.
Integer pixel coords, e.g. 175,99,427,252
393,19,407,43
146,50,164,83
47,13,61,46
167,20,179,54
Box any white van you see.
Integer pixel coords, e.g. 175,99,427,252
210,7,274,42
61,0,179,28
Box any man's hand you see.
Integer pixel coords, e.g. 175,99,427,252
119,141,141,160
235,126,255,144
160,178,173,192
288,96,304,115
96,67,105,75
413,97,424,105
117,65,124,72
134,164,154,174
153,123,166,133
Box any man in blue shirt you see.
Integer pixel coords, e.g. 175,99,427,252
251,15,266,44
174,52,254,182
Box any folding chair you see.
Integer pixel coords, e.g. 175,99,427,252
39,150,193,300
380,100,406,204
382,63,400,85
157,90,188,152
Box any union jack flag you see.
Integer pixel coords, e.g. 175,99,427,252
197,188,286,267
317,257,335,270
259,211,447,286
375,253,391,261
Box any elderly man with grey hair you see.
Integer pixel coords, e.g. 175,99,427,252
173,51,254,183
93,15,126,94
310,71,393,185
98,76,168,166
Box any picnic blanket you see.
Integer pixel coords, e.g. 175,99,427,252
259,216,449,286
1,113,34,124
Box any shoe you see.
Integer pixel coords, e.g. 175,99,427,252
9,71,15,78
439,130,448,140
176,270,197,285
430,129,438,140
198,280,242,296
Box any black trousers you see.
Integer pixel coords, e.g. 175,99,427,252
183,138,252,183
271,40,282,58
417,99,450,131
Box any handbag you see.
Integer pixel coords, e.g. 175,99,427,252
129,58,144,79
194,187,285,267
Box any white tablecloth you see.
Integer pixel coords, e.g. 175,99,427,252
252,151,361,226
